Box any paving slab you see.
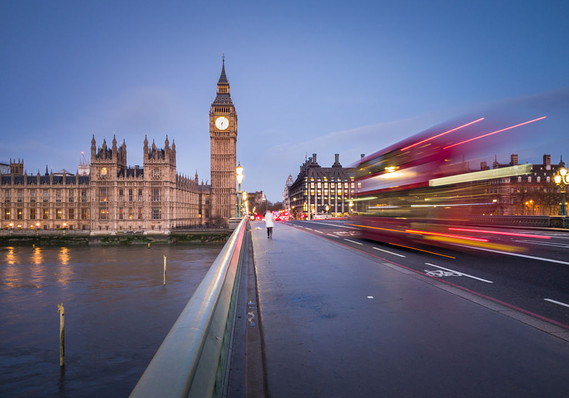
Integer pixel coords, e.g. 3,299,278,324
251,221,569,398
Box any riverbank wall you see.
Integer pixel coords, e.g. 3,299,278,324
0,229,231,246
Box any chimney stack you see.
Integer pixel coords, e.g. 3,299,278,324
543,154,551,170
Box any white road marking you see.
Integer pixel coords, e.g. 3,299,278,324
425,263,493,284
451,244,569,266
513,239,569,249
315,230,324,234
544,298,569,309
373,247,406,257
327,234,340,238
367,296,374,299
303,220,359,230
344,238,363,245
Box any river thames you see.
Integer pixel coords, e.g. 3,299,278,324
0,244,223,397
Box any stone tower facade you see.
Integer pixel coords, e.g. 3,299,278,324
209,58,237,225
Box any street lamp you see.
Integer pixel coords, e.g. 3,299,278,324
236,162,244,217
554,167,568,216
242,191,248,217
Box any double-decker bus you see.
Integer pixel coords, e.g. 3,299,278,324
350,115,546,252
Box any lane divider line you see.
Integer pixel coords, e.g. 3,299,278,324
544,298,569,309
373,247,406,258
452,244,569,266
425,262,493,284
344,238,363,245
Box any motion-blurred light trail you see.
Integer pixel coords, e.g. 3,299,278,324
401,117,485,151
448,227,551,239
443,116,547,149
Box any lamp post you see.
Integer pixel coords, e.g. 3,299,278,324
554,167,568,216
236,162,244,217
242,191,248,217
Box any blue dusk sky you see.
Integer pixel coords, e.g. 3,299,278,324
1,1,569,202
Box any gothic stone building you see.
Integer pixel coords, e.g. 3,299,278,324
0,136,204,233
0,60,238,232
209,58,237,224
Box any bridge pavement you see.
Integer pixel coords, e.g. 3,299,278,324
249,221,569,397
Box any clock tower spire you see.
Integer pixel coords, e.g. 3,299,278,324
209,57,238,225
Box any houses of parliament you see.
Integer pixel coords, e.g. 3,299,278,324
0,61,238,232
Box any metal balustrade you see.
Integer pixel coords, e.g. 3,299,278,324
130,217,248,398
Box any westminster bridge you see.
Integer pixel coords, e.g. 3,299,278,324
130,217,569,398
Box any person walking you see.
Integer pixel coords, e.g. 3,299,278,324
264,209,274,239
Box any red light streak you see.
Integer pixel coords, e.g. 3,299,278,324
405,229,489,242
401,118,485,152
448,227,551,239
443,116,547,150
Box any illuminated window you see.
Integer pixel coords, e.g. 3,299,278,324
99,207,108,220
101,167,108,176
4,209,10,220
81,208,88,220
56,209,62,219
129,208,134,220
43,209,49,220
119,208,124,220
99,188,108,202
17,209,23,220
138,208,143,219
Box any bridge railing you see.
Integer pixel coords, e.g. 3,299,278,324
130,217,248,398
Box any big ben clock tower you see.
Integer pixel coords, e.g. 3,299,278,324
210,57,237,225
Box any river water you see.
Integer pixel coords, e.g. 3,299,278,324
0,244,223,398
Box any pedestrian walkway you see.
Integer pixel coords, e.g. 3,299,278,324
250,221,569,398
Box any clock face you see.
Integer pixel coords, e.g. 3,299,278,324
215,116,229,130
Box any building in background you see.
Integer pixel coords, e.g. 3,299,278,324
288,153,355,219
0,136,207,232
282,174,293,210
209,58,237,226
482,153,566,216
0,60,242,231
